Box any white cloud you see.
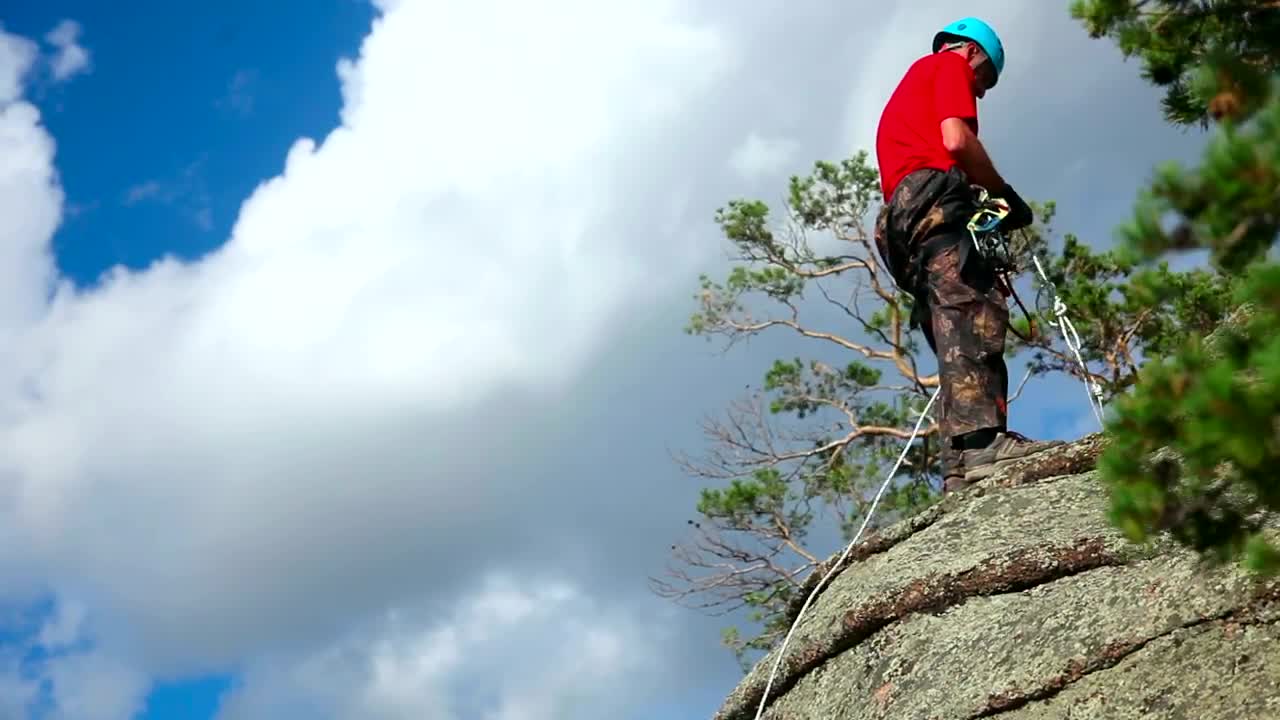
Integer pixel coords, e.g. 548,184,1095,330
0,29,38,103
0,35,61,337
44,20,90,82
216,575,666,720
0,0,732,676
728,132,798,181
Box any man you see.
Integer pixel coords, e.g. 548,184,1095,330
872,17,1063,492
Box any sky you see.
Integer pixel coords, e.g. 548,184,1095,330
0,2,1214,719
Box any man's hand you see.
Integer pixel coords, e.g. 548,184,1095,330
998,183,1034,231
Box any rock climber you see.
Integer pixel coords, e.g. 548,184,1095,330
872,17,1063,493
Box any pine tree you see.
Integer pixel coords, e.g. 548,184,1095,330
1071,0,1280,573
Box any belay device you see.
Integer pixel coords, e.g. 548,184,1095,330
965,186,1044,344
966,186,1017,273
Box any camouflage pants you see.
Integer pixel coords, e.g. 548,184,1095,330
874,167,1009,451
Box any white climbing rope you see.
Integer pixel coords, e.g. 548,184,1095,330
750,205,1108,719
1029,254,1106,430
752,385,940,720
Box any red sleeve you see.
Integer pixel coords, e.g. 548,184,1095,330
933,53,978,128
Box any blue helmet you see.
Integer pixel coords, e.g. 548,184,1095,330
933,17,1005,87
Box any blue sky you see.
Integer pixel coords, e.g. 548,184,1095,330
0,2,1213,719
6,1,373,286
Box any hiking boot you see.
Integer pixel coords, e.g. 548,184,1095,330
958,430,1065,484
940,444,967,494
943,469,969,494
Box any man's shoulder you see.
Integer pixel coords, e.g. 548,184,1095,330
886,54,948,105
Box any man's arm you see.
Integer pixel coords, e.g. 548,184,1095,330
940,117,1005,192
941,117,1034,229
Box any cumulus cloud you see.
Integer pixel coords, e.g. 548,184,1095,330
217,575,665,720
44,20,90,82
0,32,61,336
0,0,734,676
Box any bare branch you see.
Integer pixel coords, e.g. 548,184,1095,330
724,316,940,388
650,518,818,617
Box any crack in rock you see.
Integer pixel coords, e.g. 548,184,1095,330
718,538,1128,720
713,431,1280,720
782,505,948,627
966,587,1280,719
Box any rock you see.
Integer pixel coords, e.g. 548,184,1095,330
712,434,1280,720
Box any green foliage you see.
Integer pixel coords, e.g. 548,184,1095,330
763,357,883,417
1121,96,1280,271
1077,3,1280,574
787,154,882,230
1006,212,1237,400
996,198,1236,401
1070,0,1280,125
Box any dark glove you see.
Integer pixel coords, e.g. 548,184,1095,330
998,183,1034,231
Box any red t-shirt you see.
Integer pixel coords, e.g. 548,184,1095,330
875,51,979,199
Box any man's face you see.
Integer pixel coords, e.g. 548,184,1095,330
966,43,996,99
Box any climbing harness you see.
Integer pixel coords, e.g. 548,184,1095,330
750,192,1107,720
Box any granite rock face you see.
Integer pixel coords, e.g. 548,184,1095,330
713,434,1280,720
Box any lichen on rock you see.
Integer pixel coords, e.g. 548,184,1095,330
713,434,1280,720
